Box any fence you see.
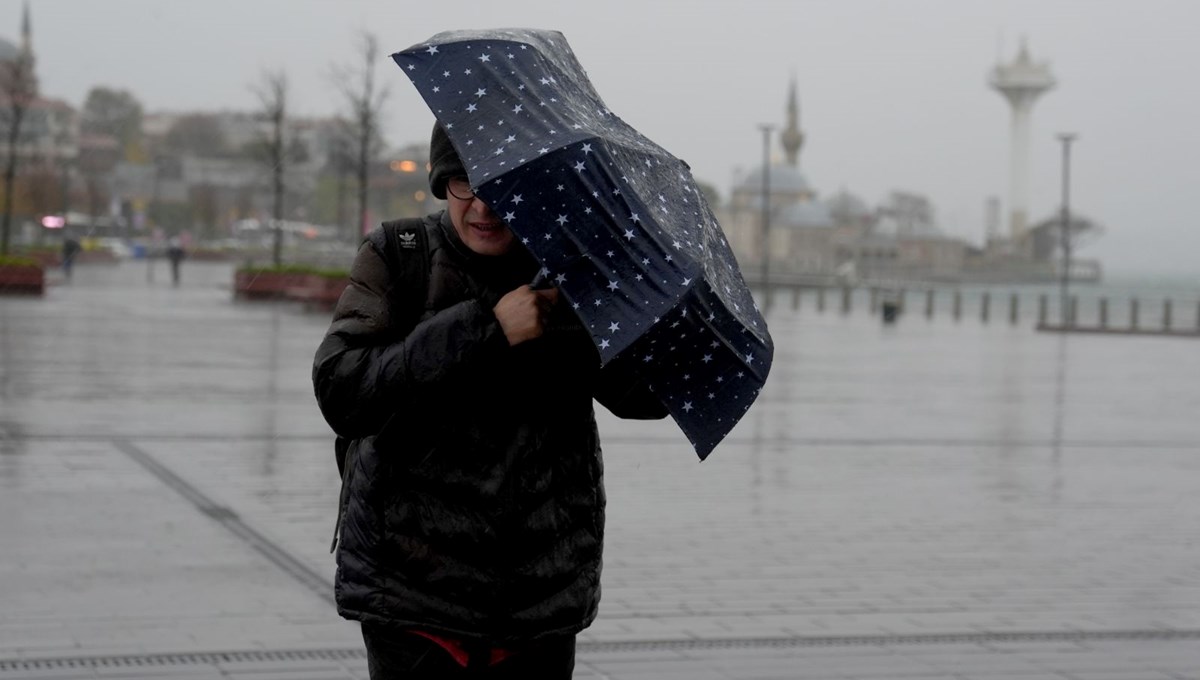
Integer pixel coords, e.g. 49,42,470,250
765,285,1200,333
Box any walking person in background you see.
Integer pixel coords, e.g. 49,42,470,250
166,235,185,286
313,124,666,678
61,233,81,281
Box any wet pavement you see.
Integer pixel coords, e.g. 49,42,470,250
2,260,1199,679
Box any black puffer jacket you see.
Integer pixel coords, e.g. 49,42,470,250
313,211,666,643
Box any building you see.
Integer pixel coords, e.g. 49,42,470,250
722,79,969,284
0,2,79,236
725,78,839,278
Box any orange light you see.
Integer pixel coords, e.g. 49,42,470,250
414,190,426,202
391,159,418,173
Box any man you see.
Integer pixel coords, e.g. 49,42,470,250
313,124,666,678
166,235,185,286
61,233,82,281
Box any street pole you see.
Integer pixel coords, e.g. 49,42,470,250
1057,133,1076,326
148,156,161,284
757,124,774,313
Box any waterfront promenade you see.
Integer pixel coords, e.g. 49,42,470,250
2,261,1199,679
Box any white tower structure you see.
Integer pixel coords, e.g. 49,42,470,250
989,40,1055,244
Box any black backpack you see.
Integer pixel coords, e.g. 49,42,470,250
331,216,430,552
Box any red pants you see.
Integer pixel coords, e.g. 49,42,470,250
361,624,576,679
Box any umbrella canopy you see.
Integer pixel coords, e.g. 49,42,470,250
393,28,772,459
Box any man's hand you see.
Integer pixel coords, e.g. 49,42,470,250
493,285,560,346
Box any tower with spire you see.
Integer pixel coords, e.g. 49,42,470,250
989,39,1054,246
780,76,804,167
20,0,31,55
21,0,36,94
0,1,38,95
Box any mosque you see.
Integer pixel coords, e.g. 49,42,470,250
0,4,31,80
720,79,969,284
720,64,1104,285
0,2,78,227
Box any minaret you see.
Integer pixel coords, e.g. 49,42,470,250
989,39,1055,244
18,0,32,58
16,0,37,95
20,1,31,55
780,76,804,167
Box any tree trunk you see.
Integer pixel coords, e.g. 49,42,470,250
335,163,347,240
356,114,369,239
272,115,284,267
1,108,24,256
1,153,17,256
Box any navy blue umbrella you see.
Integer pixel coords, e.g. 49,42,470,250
393,28,772,459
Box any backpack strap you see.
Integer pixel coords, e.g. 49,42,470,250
331,216,432,553
369,217,431,334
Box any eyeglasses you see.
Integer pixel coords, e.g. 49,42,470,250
446,176,475,201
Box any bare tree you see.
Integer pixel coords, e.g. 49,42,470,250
327,123,353,229
333,32,388,241
0,49,35,255
251,69,288,266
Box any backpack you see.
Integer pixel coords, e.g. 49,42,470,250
331,216,430,552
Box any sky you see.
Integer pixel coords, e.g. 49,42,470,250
3,0,1198,278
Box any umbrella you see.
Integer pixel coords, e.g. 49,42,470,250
392,28,772,459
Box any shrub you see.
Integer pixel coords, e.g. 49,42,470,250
236,263,349,279
0,255,41,268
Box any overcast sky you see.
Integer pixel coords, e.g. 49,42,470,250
4,0,1197,278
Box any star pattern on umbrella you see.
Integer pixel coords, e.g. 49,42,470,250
394,28,773,458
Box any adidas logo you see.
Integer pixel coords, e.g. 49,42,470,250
398,232,418,249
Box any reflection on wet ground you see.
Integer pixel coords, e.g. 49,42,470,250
1,261,1199,678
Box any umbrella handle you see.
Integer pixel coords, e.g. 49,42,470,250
530,271,552,290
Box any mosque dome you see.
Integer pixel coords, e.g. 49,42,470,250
0,36,19,62
827,189,873,223
778,200,835,229
738,163,814,198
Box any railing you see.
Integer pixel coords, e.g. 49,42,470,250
761,285,1200,335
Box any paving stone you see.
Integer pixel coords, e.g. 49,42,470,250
3,262,1200,678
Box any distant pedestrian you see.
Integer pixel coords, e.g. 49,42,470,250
167,236,185,286
61,234,82,281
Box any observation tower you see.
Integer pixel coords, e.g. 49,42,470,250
989,40,1055,245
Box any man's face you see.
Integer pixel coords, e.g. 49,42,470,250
446,177,516,256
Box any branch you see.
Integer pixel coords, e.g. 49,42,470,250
329,31,390,152
249,69,288,167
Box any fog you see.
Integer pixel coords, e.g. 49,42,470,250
5,0,1198,277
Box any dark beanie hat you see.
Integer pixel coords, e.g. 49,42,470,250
428,123,466,200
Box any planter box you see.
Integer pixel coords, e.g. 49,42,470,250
233,270,349,311
283,275,350,311
0,263,46,295
234,270,311,300
302,275,350,308
22,251,59,267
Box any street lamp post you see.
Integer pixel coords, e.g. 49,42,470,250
148,155,162,284
1057,133,1077,326
757,124,774,313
